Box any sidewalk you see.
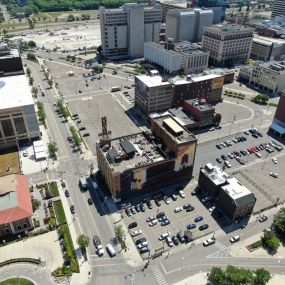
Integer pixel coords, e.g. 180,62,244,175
58,180,92,285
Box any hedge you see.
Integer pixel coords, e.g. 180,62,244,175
0,258,41,268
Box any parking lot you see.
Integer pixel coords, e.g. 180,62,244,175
120,187,227,258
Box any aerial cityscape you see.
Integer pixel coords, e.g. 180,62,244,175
1,0,285,284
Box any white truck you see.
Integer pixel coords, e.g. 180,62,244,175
79,176,88,191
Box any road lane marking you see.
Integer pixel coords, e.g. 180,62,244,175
152,265,168,285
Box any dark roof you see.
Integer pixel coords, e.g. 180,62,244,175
120,139,135,155
235,193,256,207
107,148,119,163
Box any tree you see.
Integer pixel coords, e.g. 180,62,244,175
254,268,271,285
208,267,226,285
48,142,58,159
67,14,75,22
29,76,34,86
114,225,125,242
69,126,82,147
31,86,39,97
77,234,90,249
47,79,53,88
27,40,36,48
57,100,69,120
32,198,41,212
27,52,37,62
26,67,31,77
273,208,285,235
37,102,46,125
262,230,280,253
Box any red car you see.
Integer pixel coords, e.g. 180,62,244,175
155,199,161,206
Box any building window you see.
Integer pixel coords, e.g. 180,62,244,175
17,225,22,230
1,119,15,137
13,117,27,135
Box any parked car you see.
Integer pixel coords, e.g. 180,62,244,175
178,190,185,198
155,199,161,206
149,219,158,226
272,157,278,164
140,246,150,254
255,152,261,158
140,203,145,212
70,205,75,214
64,190,70,197
156,212,165,219
159,232,171,241
176,232,185,243
125,208,132,217
183,203,192,209
166,236,174,247
146,216,156,222
79,127,86,131
135,204,141,212
23,150,28,157
146,200,153,209
128,222,138,229
199,224,209,231
131,230,142,237
270,172,278,178
221,154,228,160
202,196,211,203
88,198,93,205
216,144,222,149
194,216,203,222
209,206,215,213
174,207,183,213
135,237,146,245
171,194,177,201
185,206,195,212
187,224,196,230
230,235,240,243
216,158,222,163
130,207,136,215
172,235,179,245
258,215,268,223
203,237,215,246
163,196,171,204
161,219,171,226
137,241,148,249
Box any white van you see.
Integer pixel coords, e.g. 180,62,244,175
106,244,116,257
79,176,88,190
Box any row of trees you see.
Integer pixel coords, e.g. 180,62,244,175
0,0,145,14
208,266,271,285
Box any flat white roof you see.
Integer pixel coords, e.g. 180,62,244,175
136,75,171,88
174,74,222,85
254,35,285,45
221,177,252,199
0,75,34,110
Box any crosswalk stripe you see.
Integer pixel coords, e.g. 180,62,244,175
215,242,227,251
152,266,167,285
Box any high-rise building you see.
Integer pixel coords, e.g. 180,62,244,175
144,41,209,74
195,0,228,23
202,24,254,66
271,0,285,19
165,8,213,42
99,3,162,59
270,94,285,137
0,75,41,149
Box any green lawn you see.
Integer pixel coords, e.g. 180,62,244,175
53,200,67,225
49,182,59,197
0,278,35,285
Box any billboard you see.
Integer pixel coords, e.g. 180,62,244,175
174,142,196,171
211,76,224,89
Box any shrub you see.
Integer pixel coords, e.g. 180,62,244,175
32,199,41,212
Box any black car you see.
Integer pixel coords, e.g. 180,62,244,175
183,203,191,209
156,212,165,219
146,200,153,209
199,224,209,231
252,133,259,138
177,232,185,243
216,144,222,149
128,222,138,229
186,206,195,212
221,154,228,160
70,205,75,214
256,131,263,137
125,208,132,216
171,194,177,201
83,133,90,137
140,203,145,212
135,237,146,245
79,127,86,131
172,236,179,246
67,136,73,142
135,204,141,212
140,247,150,254
64,190,70,197
141,198,148,203
88,198,93,205
216,158,222,163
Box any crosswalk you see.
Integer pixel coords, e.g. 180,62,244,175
152,265,168,285
206,241,230,258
